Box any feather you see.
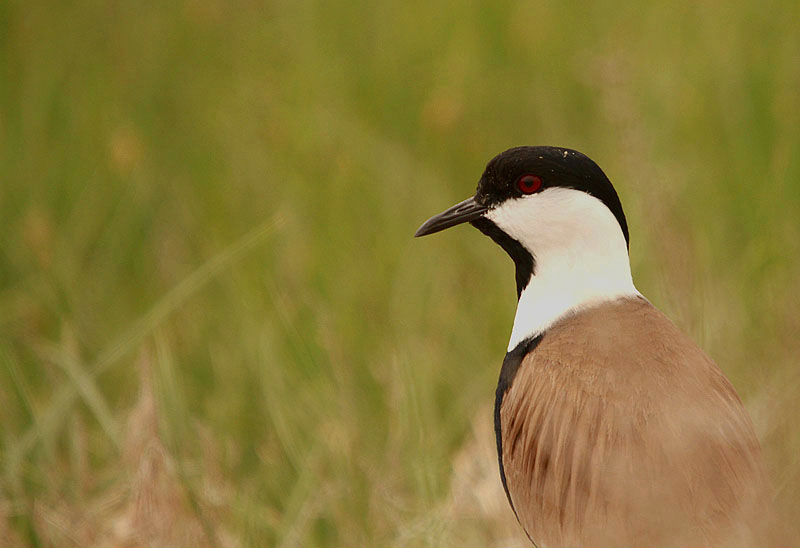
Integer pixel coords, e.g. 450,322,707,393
499,297,783,547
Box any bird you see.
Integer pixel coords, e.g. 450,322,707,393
414,146,782,548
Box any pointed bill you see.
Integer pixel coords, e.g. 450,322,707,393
414,197,488,237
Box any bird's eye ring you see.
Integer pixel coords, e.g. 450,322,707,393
517,175,543,194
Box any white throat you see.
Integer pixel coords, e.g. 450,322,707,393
485,187,640,351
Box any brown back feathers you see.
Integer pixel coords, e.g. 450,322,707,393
499,297,781,548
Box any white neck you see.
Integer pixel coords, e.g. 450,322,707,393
485,187,640,351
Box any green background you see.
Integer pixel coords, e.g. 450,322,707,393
1,1,799,546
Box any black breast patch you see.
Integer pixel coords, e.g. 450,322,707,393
494,334,544,519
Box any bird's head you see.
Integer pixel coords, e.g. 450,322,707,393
416,146,638,348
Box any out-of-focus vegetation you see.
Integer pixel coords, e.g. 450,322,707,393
1,1,799,546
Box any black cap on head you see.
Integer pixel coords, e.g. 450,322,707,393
474,146,629,247
415,146,630,298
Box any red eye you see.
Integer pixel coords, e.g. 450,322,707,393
517,174,542,194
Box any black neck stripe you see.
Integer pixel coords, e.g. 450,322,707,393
470,217,535,298
494,334,544,521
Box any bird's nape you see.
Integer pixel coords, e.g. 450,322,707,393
414,146,780,547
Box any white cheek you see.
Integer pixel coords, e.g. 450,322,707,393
486,188,601,252
485,187,639,350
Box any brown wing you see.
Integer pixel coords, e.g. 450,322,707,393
499,297,780,548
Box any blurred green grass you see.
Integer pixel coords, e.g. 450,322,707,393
1,0,799,546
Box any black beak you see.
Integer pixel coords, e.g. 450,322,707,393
414,196,489,237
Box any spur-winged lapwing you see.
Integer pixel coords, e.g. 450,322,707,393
415,147,781,548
